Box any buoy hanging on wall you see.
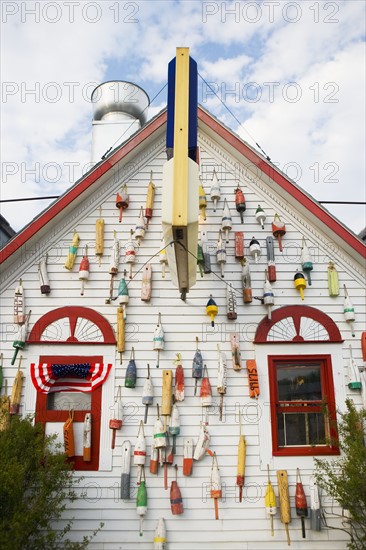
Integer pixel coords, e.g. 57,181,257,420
347,345,361,390
79,245,90,296
249,237,261,264
246,360,260,399
13,278,26,324
255,204,266,229
153,517,166,550
234,185,246,223
116,184,129,223
192,337,203,395
145,171,155,225
120,440,131,500
343,284,356,337
153,313,165,368
64,230,80,271
206,295,218,326
210,169,221,211
265,465,277,536
272,213,286,252
95,206,104,266
277,469,291,546
142,364,154,424
135,206,146,245
216,229,226,278
242,259,252,304
38,255,51,295
294,270,307,300
327,261,339,296
221,198,232,241
217,346,227,421
230,333,242,371
295,468,308,538
301,237,313,285
235,231,244,261
266,236,276,282
210,452,222,520
236,416,246,503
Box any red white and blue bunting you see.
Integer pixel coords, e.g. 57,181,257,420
30,362,112,393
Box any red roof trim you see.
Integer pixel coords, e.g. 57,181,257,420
1,107,364,264
198,109,366,259
0,111,167,264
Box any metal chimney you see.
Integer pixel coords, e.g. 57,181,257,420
91,81,150,164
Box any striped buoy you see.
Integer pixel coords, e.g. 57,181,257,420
263,271,275,320
210,452,222,520
301,237,313,285
170,465,183,515
216,229,226,278
217,346,227,421
255,204,266,229
249,237,261,264
154,404,167,449
200,365,212,408
343,284,356,337
266,236,276,282
109,386,123,449
174,354,185,402
83,413,92,462
183,438,193,476
150,441,159,475
272,213,286,252
79,246,90,295
13,278,26,324
124,230,136,279
153,517,166,549
116,184,129,223
265,465,277,536
142,364,154,424
135,206,146,245
153,313,164,368
134,420,146,484
120,440,131,500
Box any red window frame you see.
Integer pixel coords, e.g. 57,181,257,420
268,354,339,456
35,355,102,471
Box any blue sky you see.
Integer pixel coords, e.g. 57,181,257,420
1,0,365,234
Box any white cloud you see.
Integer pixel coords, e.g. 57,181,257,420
1,0,365,235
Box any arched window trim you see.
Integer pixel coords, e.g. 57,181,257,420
27,306,116,345
254,305,343,344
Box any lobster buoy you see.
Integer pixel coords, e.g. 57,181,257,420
263,271,275,320
150,441,159,475
136,470,147,536
183,438,193,476
79,246,90,296
309,475,321,531
95,206,104,266
255,204,266,229
38,255,51,294
237,419,246,502
242,259,252,303
230,333,242,371
206,295,218,327
13,279,26,324
235,185,246,223
246,360,260,399
153,517,166,550
174,354,185,402
199,181,207,221
161,370,173,419
64,230,80,271
227,284,237,320
134,421,146,484
170,465,183,515
109,386,123,449
343,284,356,337
83,413,92,462
153,313,164,368
11,311,31,365
327,261,339,296
201,231,211,274
221,198,232,241
272,213,286,252
141,263,152,302
135,206,146,245
210,169,221,211
216,230,226,278
159,240,168,278
235,231,244,260
266,236,276,282
210,452,222,520
154,404,167,449
120,440,131,500
145,171,155,224
142,364,154,424
124,230,136,279
277,470,291,546
63,409,75,457
169,404,181,449
249,237,261,263
301,237,313,285
193,421,210,461
200,365,212,408
294,270,307,300
265,465,277,536
125,348,137,388
295,468,308,538
192,338,203,396
217,346,227,421
117,306,125,364
118,275,129,306
107,231,120,302
116,184,129,223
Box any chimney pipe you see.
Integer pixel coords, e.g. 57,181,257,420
91,80,150,164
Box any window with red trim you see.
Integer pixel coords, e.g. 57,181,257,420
35,355,102,471
268,355,339,456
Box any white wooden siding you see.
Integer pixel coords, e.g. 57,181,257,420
1,127,364,550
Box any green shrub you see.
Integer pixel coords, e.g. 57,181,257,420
0,415,102,550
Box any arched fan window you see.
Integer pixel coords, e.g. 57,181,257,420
28,306,115,345
254,305,343,344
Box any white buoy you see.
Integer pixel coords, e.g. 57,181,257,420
153,517,167,550
210,169,221,211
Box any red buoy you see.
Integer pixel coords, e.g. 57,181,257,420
170,466,183,515
295,468,308,538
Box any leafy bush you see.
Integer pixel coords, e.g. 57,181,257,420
0,415,102,550
315,399,366,550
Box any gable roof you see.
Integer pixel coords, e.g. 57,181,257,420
1,106,365,267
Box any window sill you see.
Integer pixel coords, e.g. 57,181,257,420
273,446,340,457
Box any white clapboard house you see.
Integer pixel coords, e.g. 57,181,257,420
1,49,365,550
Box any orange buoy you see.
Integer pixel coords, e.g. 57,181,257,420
272,213,286,252
116,184,129,222
200,365,212,408
295,468,308,538
246,360,260,399
210,452,222,520
170,465,184,515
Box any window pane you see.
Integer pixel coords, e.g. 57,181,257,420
277,412,326,446
47,392,91,411
277,364,322,401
